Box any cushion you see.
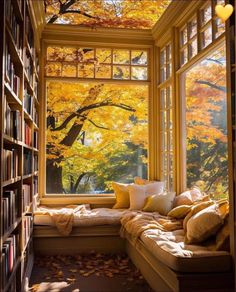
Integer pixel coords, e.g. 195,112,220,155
167,205,192,219
185,204,224,244
143,192,176,215
112,182,130,209
174,188,204,207
128,182,164,210
183,200,214,231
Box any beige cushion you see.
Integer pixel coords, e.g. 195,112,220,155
183,200,214,231
174,188,203,207
186,204,224,244
128,182,164,210
112,182,130,209
167,205,192,219
143,192,176,215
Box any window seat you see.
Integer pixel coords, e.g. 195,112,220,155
33,206,234,291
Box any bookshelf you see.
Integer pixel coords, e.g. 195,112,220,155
0,0,40,291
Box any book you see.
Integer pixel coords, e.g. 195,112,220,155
2,190,18,234
22,184,31,212
2,149,19,181
23,150,32,175
23,120,32,146
4,98,22,140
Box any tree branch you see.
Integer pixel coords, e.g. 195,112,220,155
84,117,110,130
52,101,135,132
48,0,76,23
62,10,97,19
195,80,226,92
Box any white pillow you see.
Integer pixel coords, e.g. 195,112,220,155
143,192,176,215
128,182,164,210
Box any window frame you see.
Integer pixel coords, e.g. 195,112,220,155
39,35,154,200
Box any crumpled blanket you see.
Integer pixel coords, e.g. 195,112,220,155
34,204,90,236
120,211,183,241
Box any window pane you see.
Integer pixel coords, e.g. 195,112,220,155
160,50,166,67
189,18,197,39
180,27,188,47
215,18,225,38
182,45,228,198
166,45,171,62
45,62,62,77
113,50,130,64
95,65,111,79
47,47,65,61
201,4,212,26
131,67,148,80
189,38,198,59
62,64,76,77
181,48,188,65
78,48,95,63
96,49,112,64
113,66,130,79
64,48,77,62
160,89,166,109
131,50,148,65
46,82,148,194
201,25,212,49
78,64,94,78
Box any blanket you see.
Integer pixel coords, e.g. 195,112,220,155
34,204,90,236
120,211,183,240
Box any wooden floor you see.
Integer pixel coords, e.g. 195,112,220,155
29,253,153,292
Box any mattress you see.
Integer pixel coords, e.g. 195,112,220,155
139,228,231,273
34,207,127,227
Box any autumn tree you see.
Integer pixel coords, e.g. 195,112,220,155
44,0,171,29
46,81,148,194
185,46,228,197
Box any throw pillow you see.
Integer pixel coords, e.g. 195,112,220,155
128,182,164,210
142,192,176,215
167,205,192,219
185,204,224,244
134,177,154,185
112,182,130,209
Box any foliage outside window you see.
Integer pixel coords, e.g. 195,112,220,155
46,46,148,81
180,0,225,66
44,0,171,29
46,82,148,194
182,45,228,198
160,86,174,191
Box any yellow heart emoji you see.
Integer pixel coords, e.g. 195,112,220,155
215,4,234,22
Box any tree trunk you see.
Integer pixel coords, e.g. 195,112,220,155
46,159,64,194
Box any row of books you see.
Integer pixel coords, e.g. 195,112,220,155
23,120,32,147
22,215,33,249
24,90,33,116
23,151,32,175
4,99,22,140
6,0,22,57
5,43,21,97
2,190,19,234
2,149,19,182
22,184,31,212
2,234,20,289
25,12,34,52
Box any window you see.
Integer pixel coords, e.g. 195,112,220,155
45,46,148,81
180,0,225,66
181,45,228,198
160,86,174,191
160,44,172,82
46,81,149,194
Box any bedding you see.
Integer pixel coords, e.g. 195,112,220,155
34,206,128,235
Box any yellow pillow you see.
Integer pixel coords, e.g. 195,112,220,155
142,192,176,215
112,182,130,209
167,205,192,219
185,204,224,244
